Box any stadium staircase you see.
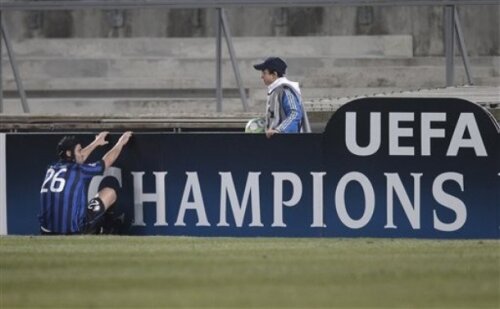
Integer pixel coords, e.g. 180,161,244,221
1,35,499,131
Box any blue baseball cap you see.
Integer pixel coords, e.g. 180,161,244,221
253,57,287,75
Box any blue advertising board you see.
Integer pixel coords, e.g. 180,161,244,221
1,98,499,238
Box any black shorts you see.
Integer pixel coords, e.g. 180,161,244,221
82,197,107,234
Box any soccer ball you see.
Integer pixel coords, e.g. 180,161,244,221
245,118,265,133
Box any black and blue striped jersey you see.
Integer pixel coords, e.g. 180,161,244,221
39,160,105,234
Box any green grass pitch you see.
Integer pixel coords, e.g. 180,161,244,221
1,236,499,308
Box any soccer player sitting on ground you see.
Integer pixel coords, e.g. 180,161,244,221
39,131,132,235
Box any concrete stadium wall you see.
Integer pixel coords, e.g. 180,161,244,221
3,5,499,56
1,34,497,116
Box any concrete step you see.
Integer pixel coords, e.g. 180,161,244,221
300,87,411,99
2,57,497,81
305,85,500,115
0,114,266,132
2,36,413,59
2,87,247,99
2,89,403,114
473,76,500,87
2,87,417,117
5,85,496,116
1,97,258,115
1,86,430,113
2,65,495,93
4,89,495,132
330,56,500,69
0,97,338,132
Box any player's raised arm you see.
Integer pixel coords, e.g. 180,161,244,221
80,131,109,162
102,131,133,169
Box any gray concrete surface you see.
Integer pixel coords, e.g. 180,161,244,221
3,6,499,56
1,36,498,117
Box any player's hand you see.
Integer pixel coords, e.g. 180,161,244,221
266,129,279,139
95,131,109,146
118,131,133,146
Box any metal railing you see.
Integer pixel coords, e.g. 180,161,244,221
0,0,498,113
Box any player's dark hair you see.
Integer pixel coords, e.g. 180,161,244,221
267,69,283,78
57,136,79,160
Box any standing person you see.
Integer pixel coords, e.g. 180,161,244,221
254,57,311,138
39,131,132,235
